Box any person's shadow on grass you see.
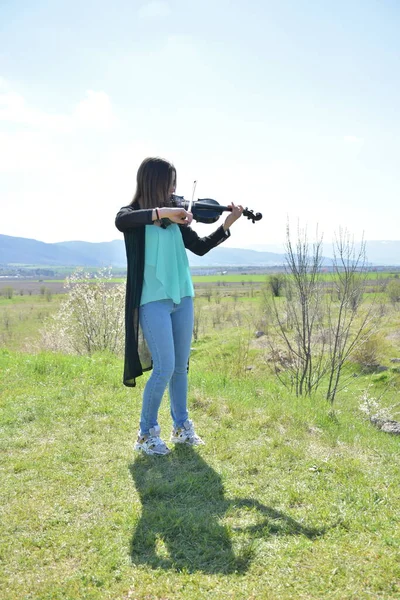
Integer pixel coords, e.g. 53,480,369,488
129,445,325,574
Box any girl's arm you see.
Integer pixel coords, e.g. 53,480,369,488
115,205,192,232
180,224,230,256
180,202,243,255
115,205,155,232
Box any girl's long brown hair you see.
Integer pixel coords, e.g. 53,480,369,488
131,157,176,208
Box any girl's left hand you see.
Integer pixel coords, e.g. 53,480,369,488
223,203,244,232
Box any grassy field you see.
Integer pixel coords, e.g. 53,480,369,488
1,280,400,599
32,271,400,285
0,294,63,351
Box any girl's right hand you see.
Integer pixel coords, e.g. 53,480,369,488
160,207,193,225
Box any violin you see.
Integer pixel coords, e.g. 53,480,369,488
170,194,263,224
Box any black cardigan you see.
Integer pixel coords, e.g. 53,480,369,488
115,203,231,386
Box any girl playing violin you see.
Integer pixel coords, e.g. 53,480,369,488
115,157,243,455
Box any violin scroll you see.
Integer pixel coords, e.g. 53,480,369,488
243,207,263,224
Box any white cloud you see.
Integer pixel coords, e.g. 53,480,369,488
0,93,156,242
0,91,71,132
138,1,171,18
0,131,65,172
0,89,118,133
0,87,119,176
73,91,118,130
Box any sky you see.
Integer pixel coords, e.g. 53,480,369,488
0,0,399,251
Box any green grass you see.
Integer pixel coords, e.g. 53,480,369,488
39,275,268,284
0,294,63,350
1,285,400,598
192,274,268,283
1,344,400,599
57,272,399,284
32,271,399,284
194,272,398,284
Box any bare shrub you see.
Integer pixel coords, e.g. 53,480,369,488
213,321,252,383
3,312,12,331
268,274,285,297
266,224,326,397
212,306,224,327
40,268,125,355
325,231,380,403
351,333,386,371
3,286,13,299
193,303,204,342
231,323,251,377
387,280,400,304
265,225,381,403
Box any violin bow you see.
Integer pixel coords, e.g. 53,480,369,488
187,180,197,214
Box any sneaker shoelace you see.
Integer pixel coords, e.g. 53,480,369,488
182,426,198,440
145,435,169,451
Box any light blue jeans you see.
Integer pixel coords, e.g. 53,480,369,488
138,296,194,436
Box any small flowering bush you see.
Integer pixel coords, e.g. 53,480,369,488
41,268,125,355
359,385,399,421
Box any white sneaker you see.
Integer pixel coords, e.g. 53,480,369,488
170,420,205,446
134,425,170,456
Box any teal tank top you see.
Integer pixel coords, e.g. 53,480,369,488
140,223,195,306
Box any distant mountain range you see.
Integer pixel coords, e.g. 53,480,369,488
1,234,400,268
